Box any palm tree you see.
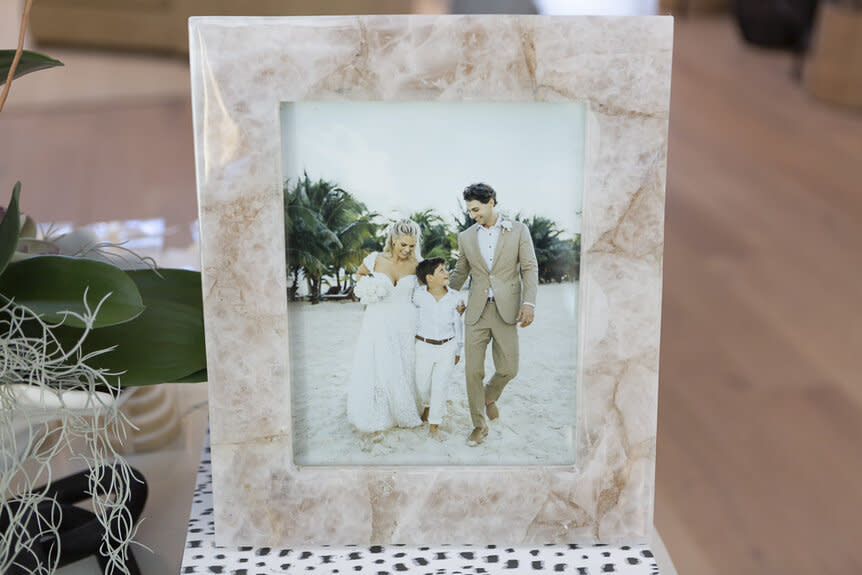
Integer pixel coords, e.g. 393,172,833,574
328,214,380,291
409,209,457,267
284,178,338,302
515,214,579,283
284,173,372,303
549,235,580,282
454,198,475,233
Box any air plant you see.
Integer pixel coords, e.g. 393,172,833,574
1,7,207,569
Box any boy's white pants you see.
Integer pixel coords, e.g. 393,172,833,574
415,339,457,425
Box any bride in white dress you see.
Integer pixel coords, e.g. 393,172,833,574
346,219,424,433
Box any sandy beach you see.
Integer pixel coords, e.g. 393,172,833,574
288,282,579,466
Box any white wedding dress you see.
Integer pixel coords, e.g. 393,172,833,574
346,252,423,432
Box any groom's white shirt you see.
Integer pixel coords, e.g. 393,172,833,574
476,218,502,299
413,286,464,354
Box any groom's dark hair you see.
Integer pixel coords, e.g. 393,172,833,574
463,182,497,206
416,257,446,286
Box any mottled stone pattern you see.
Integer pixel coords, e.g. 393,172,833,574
185,431,660,573
190,15,673,546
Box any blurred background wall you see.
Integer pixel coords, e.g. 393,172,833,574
3,1,862,574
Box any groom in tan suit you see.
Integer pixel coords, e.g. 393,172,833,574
449,183,539,445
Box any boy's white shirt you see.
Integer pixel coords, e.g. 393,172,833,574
412,285,464,354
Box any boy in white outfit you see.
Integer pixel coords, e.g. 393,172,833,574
413,257,464,439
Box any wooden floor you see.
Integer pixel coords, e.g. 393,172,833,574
657,17,862,575
4,14,862,575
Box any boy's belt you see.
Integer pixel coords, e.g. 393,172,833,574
415,335,454,346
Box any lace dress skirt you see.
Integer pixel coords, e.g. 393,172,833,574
345,297,423,433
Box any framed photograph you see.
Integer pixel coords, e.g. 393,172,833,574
190,14,673,546
283,100,584,468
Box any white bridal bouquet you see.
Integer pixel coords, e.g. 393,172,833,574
354,274,392,304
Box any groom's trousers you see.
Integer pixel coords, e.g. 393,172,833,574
465,300,519,428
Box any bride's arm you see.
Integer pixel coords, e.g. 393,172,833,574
356,263,371,278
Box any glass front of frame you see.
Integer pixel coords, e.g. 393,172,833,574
281,101,585,466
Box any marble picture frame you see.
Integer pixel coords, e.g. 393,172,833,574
189,14,673,546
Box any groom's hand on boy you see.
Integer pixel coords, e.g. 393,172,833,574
517,304,534,328
456,302,466,315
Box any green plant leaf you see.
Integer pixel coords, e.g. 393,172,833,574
53,269,206,387
172,369,208,383
0,50,63,85
0,183,22,276
0,255,145,328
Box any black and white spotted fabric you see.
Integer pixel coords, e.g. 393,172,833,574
182,431,660,574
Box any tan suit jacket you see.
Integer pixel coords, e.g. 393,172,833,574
449,220,539,325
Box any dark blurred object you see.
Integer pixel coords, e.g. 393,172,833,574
804,1,862,107
451,0,536,13
659,0,731,15
29,0,423,55
733,0,819,50
1,466,148,575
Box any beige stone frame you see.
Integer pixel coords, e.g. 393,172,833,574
190,14,673,546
